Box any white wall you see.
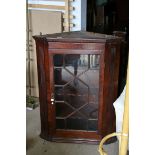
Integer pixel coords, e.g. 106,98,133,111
28,0,87,31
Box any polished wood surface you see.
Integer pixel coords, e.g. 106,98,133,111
33,31,121,144
34,31,121,43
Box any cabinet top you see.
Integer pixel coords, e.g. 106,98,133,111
33,31,121,43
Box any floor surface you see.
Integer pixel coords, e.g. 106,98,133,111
26,107,119,155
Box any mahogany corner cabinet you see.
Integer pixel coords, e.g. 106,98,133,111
33,31,121,144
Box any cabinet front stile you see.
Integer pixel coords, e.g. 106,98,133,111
97,50,105,135
48,52,56,136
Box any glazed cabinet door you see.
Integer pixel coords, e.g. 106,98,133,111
48,49,104,138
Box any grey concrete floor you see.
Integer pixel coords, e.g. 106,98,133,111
26,107,119,155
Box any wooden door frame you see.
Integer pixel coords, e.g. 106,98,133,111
47,46,105,141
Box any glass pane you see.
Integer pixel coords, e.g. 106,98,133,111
52,54,100,131
56,119,65,129
55,101,73,118
65,54,89,75
53,54,63,67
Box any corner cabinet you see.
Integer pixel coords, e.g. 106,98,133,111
33,31,121,144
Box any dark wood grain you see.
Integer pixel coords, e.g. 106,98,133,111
101,43,121,136
98,50,105,135
54,129,102,139
48,49,102,55
48,42,105,50
33,37,49,138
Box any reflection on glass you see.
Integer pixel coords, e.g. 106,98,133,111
52,54,100,131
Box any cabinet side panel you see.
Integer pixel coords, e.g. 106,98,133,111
102,42,121,136
35,38,49,138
